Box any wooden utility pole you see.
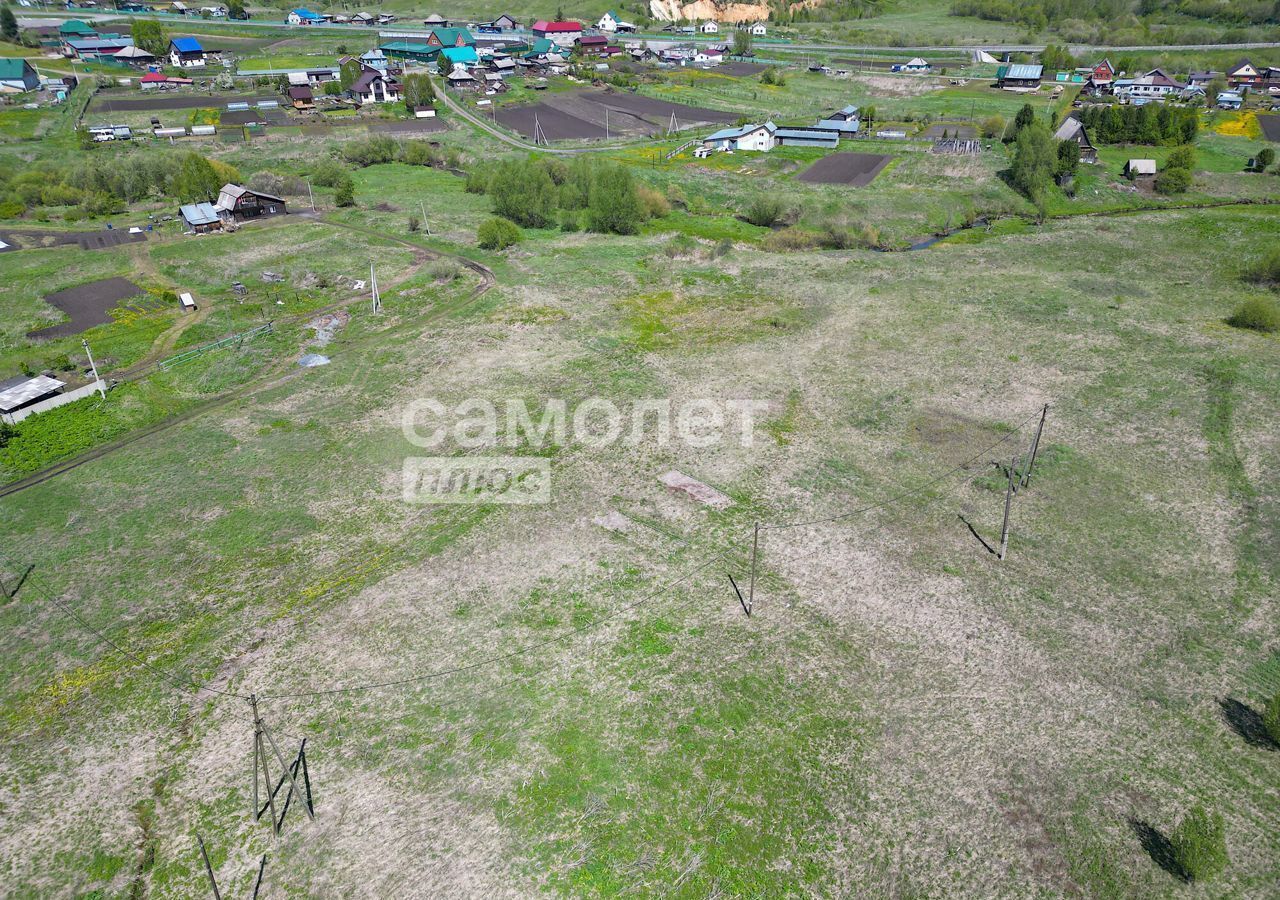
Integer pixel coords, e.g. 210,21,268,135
1021,404,1048,488
747,522,759,612
998,454,1017,561
197,835,222,900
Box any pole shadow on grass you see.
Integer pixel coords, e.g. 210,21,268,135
1218,697,1278,749
2,565,34,602
957,514,997,556
1129,818,1187,882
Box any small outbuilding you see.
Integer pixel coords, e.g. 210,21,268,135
1053,116,1097,164
215,184,286,222
1124,159,1157,180
180,201,222,232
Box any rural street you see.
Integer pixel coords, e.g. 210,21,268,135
20,13,1280,54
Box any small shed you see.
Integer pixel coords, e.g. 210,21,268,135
1124,159,1157,180
0,375,65,416
180,202,222,232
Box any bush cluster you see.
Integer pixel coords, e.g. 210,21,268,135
477,216,522,250
467,157,663,235
0,152,241,220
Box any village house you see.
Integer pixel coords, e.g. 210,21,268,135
578,34,609,56
1227,59,1262,88
491,14,519,29
426,27,476,48
996,63,1043,91
750,22,767,36
1118,68,1185,101
0,59,40,93
1053,116,1097,164
700,21,719,34
169,37,215,67
287,8,324,25
898,57,930,72
424,13,451,27
702,121,776,152
58,19,97,46
1217,90,1243,110
215,184,286,223
440,46,479,70
112,45,156,67
67,36,135,61
816,104,861,136
532,20,583,48
287,84,314,110
596,11,635,33
348,65,401,104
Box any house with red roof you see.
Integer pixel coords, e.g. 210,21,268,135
532,20,582,48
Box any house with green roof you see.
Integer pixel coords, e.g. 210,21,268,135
58,20,98,43
380,41,440,64
425,27,475,49
440,46,479,67
0,59,40,94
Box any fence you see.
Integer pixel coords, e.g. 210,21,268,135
158,322,274,370
2,381,106,425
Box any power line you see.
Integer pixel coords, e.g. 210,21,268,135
761,407,1042,531
1,554,248,701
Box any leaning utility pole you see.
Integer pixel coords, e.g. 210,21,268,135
370,262,381,313
998,454,1017,561
81,339,106,397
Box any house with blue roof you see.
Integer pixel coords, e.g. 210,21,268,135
287,8,324,25
440,46,480,68
169,36,217,67
702,121,776,153
816,104,860,136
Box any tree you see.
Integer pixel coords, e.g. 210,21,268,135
981,115,1004,138
227,0,246,19
488,160,556,228
587,163,642,234
402,72,434,112
1256,147,1276,171
339,57,361,91
172,153,223,202
1056,139,1080,177
732,28,751,56
477,216,522,249
1166,144,1197,172
334,175,355,207
131,19,168,56
1170,805,1228,882
1014,103,1036,133
1,5,19,43
1010,122,1056,206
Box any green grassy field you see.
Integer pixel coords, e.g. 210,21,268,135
1,36,1279,898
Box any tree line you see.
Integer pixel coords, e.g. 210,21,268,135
0,152,241,220
1076,104,1199,146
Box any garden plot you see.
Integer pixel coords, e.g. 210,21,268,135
717,61,770,78
496,90,739,142
29,277,145,340
1258,115,1280,142
922,123,977,139
797,152,894,186
89,94,279,113
0,228,146,253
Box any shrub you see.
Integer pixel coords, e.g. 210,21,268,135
400,141,442,167
477,216,522,250
586,163,642,235
408,214,420,233
980,115,1005,139
1155,166,1192,194
0,199,26,218
310,160,348,188
712,237,733,258
558,210,580,232
1264,691,1280,745
636,185,669,219
743,195,785,227
662,233,697,258
1170,805,1228,882
1226,296,1280,333
464,168,490,194
763,228,824,252
1243,247,1280,287
1166,144,1197,171
333,176,355,207
489,159,557,228
341,135,399,167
